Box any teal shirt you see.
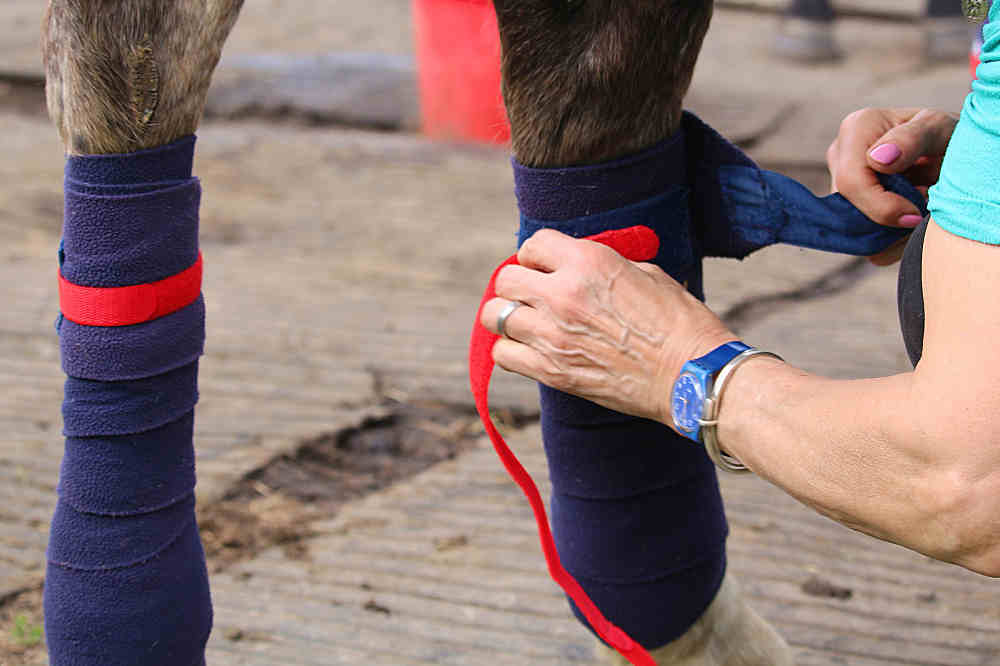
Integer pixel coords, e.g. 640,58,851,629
928,4,1000,243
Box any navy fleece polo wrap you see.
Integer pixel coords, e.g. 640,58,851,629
513,112,926,649
46,136,211,666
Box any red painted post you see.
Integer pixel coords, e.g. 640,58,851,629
412,0,512,144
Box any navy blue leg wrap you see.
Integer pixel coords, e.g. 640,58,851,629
514,127,726,649
513,113,927,649
46,137,211,666
542,393,728,648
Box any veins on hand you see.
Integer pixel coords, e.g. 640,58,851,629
534,263,665,396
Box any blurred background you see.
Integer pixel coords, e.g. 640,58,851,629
1,2,996,664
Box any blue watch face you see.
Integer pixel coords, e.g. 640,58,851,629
671,372,705,433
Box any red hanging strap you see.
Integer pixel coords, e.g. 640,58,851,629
469,226,660,666
59,253,203,327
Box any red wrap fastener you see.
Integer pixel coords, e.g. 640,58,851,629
469,226,660,666
58,253,203,327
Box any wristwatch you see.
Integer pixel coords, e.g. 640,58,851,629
671,342,750,442
671,342,783,473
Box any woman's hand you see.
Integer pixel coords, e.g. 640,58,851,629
480,229,738,425
826,107,958,265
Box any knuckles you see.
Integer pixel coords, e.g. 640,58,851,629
494,265,520,296
832,166,868,196
547,275,594,321
839,107,879,133
518,228,564,263
520,229,622,272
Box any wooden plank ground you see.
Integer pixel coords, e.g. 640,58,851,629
207,425,1000,665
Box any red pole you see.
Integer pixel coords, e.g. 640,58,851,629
412,0,511,144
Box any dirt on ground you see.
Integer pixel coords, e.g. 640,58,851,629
198,399,532,571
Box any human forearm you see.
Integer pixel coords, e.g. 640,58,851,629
485,224,1000,577
717,357,1000,576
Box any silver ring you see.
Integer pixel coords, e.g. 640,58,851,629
496,300,524,340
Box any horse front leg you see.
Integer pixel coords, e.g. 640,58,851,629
42,3,242,664
490,1,792,664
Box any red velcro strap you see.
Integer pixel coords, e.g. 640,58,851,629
58,253,203,327
469,226,659,666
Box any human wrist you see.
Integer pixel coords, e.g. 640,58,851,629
713,353,792,469
701,349,784,473
656,330,740,427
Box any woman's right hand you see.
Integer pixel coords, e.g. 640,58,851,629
826,107,958,265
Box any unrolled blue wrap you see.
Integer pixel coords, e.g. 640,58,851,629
45,136,211,666
514,111,925,649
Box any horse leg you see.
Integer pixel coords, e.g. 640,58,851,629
491,1,792,663
42,3,242,664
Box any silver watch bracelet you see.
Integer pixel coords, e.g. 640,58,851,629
698,348,784,474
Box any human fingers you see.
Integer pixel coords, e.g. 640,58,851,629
517,229,627,275
516,229,578,273
492,336,546,379
829,108,926,228
494,264,550,307
865,109,957,176
901,159,945,190
866,109,955,206
480,297,544,342
492,336,604,400
491,325,650,420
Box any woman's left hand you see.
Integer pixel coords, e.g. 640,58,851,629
480,229,738,425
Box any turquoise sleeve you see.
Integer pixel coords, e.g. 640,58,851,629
927,4,1000,243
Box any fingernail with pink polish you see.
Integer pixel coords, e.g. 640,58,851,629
899,214,924,228
870,143,902,165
